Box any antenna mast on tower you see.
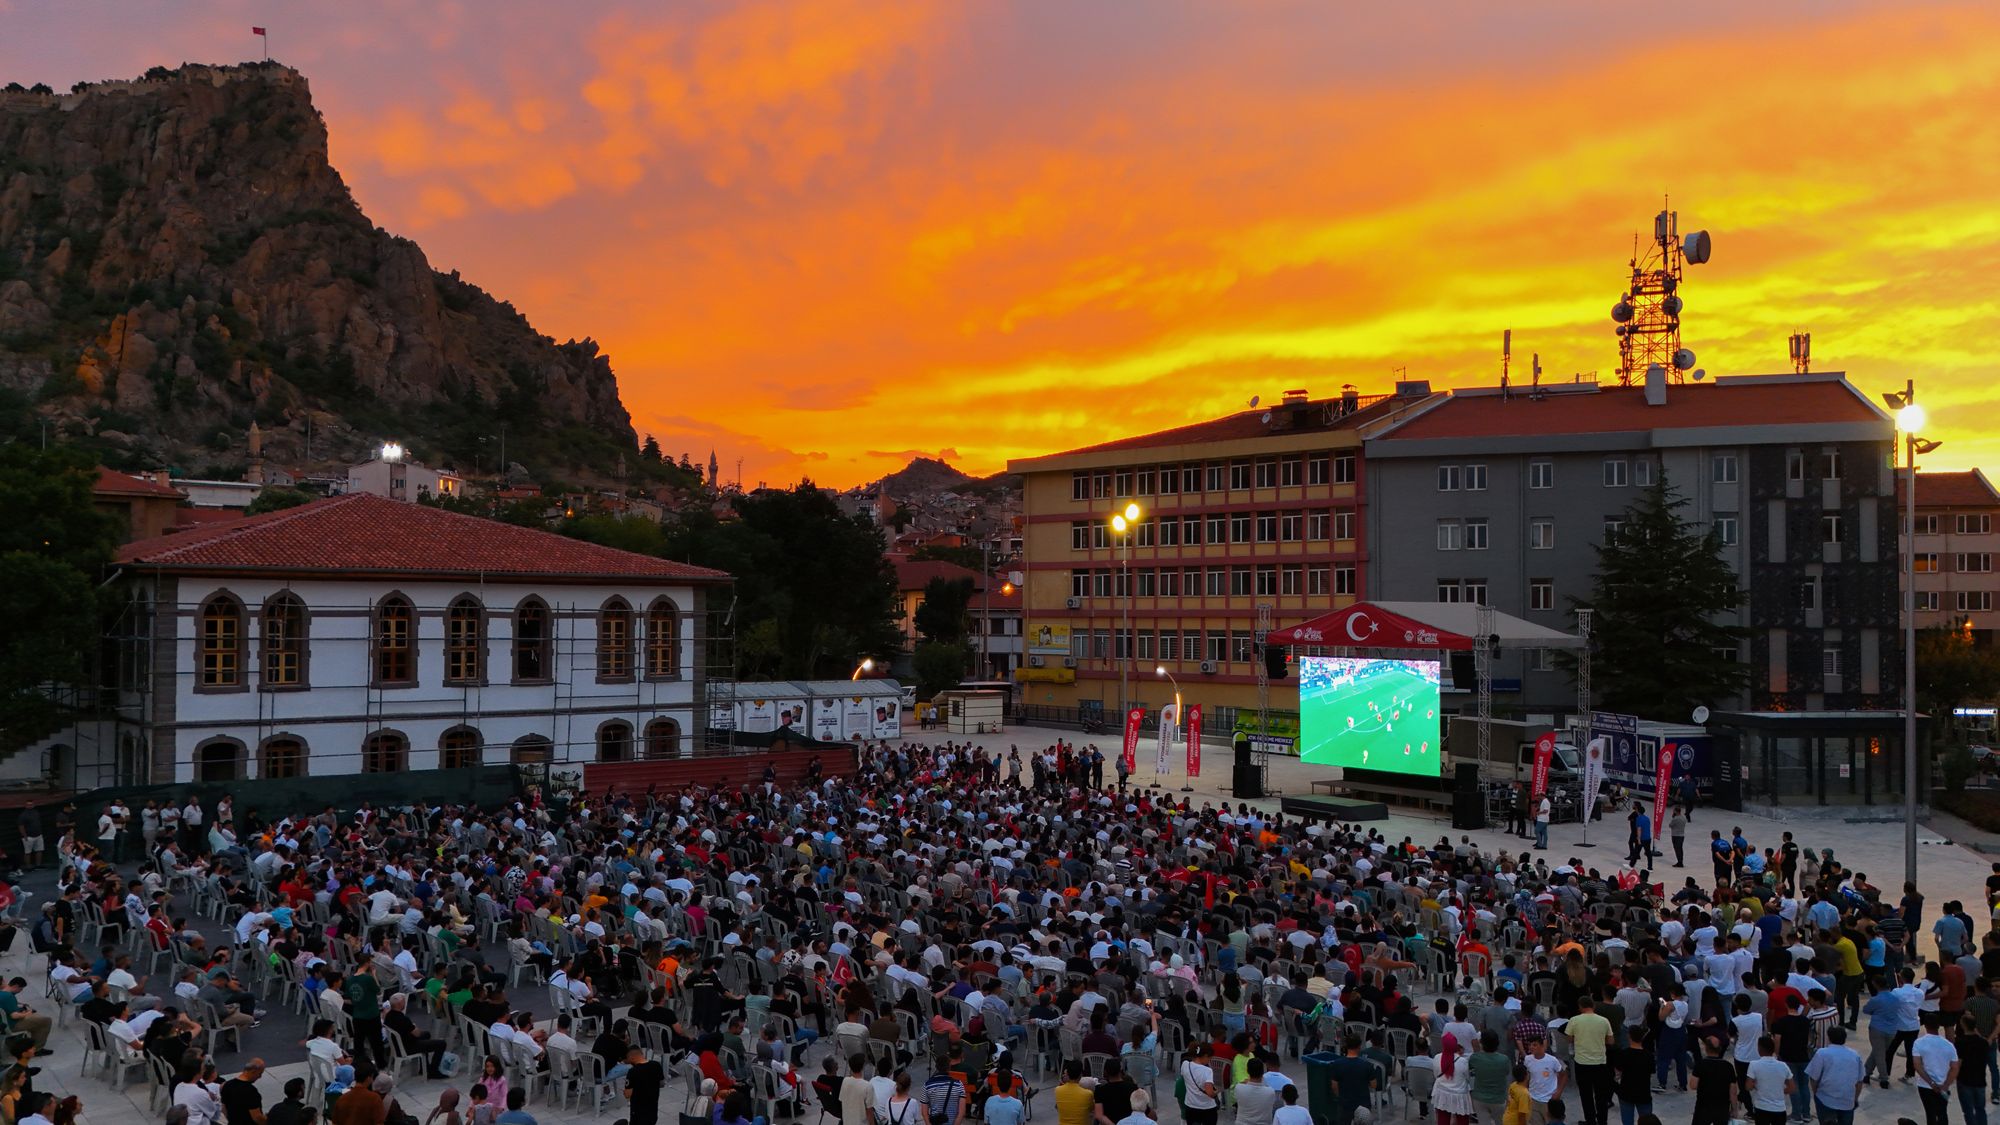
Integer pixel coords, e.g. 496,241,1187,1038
1610,200,1713,384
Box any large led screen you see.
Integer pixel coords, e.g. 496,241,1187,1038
1298,656,1442,775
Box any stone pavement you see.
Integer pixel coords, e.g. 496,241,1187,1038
24,729,1995,1125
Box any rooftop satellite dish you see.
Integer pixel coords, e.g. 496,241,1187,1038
1248,395,1261,408
1690,368,1707,381
1692,705,1711,724
1683,230,1712,264
1260,412,1273,424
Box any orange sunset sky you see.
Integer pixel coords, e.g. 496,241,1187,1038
5,1,1998,488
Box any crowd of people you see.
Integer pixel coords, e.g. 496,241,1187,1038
8,736,1999,1125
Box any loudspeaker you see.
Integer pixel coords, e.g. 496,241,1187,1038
1449,652,1476,685
1264,645,1290,680
1455,762,1481,787
1452,787,1485,829
1232,733,1263,798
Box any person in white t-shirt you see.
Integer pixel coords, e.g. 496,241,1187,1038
1179,1043,1220,1124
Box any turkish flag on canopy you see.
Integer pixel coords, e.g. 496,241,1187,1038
1266,602,1476,650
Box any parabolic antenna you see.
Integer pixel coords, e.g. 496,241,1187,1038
1683,230,1712,264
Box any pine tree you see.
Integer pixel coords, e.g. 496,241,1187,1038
640,434,662,463
1570,476,1748,717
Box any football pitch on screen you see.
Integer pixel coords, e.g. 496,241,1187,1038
1297,656,1442,776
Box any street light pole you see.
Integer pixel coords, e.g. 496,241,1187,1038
1886,379,1938,889
1110,503,1141,715
981,538,993,679
1156,665,1186,791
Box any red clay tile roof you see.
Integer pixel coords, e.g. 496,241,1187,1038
1379,375,1884,441
116,492,730,583
1028,394,1395,459
93,468,184,499
1912,470,2000,508
891,557,987,593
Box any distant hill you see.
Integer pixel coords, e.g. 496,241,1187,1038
0,62,673,485
875,456,1017,497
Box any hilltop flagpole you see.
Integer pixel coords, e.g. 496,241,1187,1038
252,26,269,61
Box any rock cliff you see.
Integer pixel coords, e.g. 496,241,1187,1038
0,62,639,479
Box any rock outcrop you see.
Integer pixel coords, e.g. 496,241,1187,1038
0,63,638,478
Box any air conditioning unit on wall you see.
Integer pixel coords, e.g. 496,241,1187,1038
1199,660,1217,674
1062,657,1078,668
1065,597,1082,609
1028,655,1045,668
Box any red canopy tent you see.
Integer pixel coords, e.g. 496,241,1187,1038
1265,601,1475,651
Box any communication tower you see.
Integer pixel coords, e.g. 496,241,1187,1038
1610,203,1712,384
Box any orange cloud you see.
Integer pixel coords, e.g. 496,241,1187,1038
263,3,2000,484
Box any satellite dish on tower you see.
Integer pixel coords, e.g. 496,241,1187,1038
1673,348,1698,371
1683,230,1712,264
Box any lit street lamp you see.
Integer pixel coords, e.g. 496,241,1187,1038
1110,502,1142,716
851,658,874,681
1884,382,1942,887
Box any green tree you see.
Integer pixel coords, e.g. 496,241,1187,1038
913,641,971,700
1568,477,1748,718
563,513,667,556
1916,626,2000,743
664,483,900,680
0,447,121,754
245,486,316,515
913,576,974,645
909,543,986,571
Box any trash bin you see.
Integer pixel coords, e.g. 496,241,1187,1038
1302,1051,1338,1125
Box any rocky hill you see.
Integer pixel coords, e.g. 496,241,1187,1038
0,62,647,481
877,456,1018,498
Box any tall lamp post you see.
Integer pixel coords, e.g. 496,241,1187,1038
1884,381,1942,887
1110,503,1142,714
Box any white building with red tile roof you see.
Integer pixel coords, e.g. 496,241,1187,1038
97,492,730,784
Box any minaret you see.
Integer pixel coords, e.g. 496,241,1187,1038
246,422,266,485
708,450,719,490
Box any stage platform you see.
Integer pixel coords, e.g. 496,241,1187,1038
1279,793,1389,823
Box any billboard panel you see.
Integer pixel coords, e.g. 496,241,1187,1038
1028,622,1073,656
1298,656,1443,777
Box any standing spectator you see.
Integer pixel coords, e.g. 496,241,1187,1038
1521,1038,1566,1125
1565,996,1612,1125
1912,1021,1960,1125
1956,1014,1991,1125
16,807,42,871
1743,1036,1793,1125
219,1060,267,1125
1804,1026,1865,1125
1688,1038,1737,1125
1667,806,1688,869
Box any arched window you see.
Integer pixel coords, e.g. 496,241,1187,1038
197,593,245,689
439,727,482,770
260,736,307,779
645,598,679,679
260,592,308,688
444,595,484,685
195,737,245,782
513,598,551,682
597,598,634,682
373,595,415,686
362,731,407,773
597,720,633,762
510,735,553,764
644,717,681,759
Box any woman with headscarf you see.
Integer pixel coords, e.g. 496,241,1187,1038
1431,1031,1475,1125
687,1078,718,1123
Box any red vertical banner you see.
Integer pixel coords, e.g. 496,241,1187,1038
1185,705,1203,777
1121,706,1144,775
1653,742,1675,831
1530,732,1555,802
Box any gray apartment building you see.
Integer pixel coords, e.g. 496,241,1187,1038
1364,371,1898,717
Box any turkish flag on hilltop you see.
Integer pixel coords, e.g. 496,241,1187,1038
1267,602,1475,650
251,26,266,35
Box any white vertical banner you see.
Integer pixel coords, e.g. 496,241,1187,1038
1582,736,1608,822
1156,702,1179,776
